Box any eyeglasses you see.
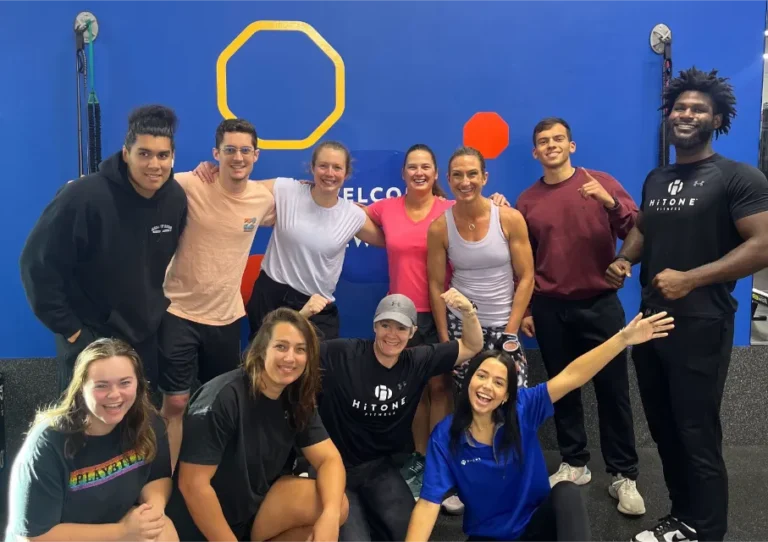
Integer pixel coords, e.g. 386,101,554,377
220,146,255,156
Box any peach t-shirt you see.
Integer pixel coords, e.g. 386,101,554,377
164,172,276,326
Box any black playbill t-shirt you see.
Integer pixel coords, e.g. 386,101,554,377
6,413,171,539
318,339,460,468
640,154,768,316
166,368,329,541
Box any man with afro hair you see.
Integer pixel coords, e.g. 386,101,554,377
607,67,768,542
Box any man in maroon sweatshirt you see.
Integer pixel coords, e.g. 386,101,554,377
515,117,644,517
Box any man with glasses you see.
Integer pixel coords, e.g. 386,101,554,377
159,118,277,469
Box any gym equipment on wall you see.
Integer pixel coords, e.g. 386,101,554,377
650,23,672,167
74,12,101,177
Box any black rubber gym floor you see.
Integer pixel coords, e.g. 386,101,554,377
431,447,768,541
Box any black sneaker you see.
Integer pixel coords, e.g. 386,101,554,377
633,515,697,542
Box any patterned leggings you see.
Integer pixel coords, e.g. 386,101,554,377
446,310,529,392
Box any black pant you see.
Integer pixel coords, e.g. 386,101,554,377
339,457,415,542
532,292,638,478
158,311,242,395
54,326,159,395
633,309,733,541
468,482,591,541
246,271,339,341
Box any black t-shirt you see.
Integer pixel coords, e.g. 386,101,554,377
6,412,171,539
640,154,768,316
166,368,329,540
318,339,460,468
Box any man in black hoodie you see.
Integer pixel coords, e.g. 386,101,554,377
20,105,188,393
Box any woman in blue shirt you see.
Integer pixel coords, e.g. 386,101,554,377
405,310,674,541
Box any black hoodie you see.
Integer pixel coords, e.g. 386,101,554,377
20,151,188,345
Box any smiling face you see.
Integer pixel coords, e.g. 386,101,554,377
373,320,415,358
667,90,721,150
311,146,349,195
214,131,259,183
468,356,510,416
122,135,174,198
448,154,487,203
261,322,309,392
82,356,138,435
532,122,575,169
403,149,437,195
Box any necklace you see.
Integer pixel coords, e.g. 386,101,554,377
468,223,476,231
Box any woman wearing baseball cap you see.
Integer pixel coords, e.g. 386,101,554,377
299,287,484,541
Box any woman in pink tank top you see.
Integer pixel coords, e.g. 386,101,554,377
361,144,509,502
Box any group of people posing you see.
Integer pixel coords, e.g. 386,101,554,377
7,66,768,542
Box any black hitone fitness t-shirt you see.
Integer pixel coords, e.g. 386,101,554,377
6,413,171,539
640,154,768,316
165,368,329,541
318,339,460,468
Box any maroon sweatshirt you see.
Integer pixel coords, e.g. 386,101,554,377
515,168,638,305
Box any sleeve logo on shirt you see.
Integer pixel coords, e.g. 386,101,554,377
151,224,173,234
244,217,258,232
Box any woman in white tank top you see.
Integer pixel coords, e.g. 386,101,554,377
427,146,535,390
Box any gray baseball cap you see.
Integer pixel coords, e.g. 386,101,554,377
373,294,417,327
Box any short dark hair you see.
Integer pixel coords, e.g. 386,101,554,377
403,143,446,198
448,146,486,174
663,66,737,139
532,117,572,146
124,105,178,150
215,118,258,149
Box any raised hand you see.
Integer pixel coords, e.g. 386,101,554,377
441,288,473,314
578,168,616,208
300,294,331,318
193,161,218,183
619,312,675,346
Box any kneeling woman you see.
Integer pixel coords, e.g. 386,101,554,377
406,311,674,541
166,307,349,542
7,338,177,542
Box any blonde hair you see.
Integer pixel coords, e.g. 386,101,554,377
33,337,159,460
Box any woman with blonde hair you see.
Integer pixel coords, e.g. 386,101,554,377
166,307,349,542
6,338,177,542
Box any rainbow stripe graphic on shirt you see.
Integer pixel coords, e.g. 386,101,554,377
68,450,146,492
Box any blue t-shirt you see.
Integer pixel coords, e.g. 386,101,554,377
420,383,554,540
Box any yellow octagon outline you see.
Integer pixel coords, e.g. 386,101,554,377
216,20,345,150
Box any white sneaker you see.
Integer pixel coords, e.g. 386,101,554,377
609,474,646,515
549,462,592,487
633,515,697,542
441,494,464,515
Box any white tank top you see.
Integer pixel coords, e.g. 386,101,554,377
261,178,367,301
445,203,515,328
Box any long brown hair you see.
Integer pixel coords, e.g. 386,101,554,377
32,338,158,461
243,308,321,430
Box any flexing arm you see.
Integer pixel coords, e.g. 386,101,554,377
441,289,484,364
427,218,450,342
303,439,347,538
178,462,238,542
686,211,768,288
502,208,534,335
547,312,674,403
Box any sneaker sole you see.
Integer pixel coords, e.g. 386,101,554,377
609,485,646,516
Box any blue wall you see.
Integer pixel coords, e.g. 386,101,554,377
0,1,764,358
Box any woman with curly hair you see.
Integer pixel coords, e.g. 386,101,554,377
6,338,177,542
166,307,349,542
